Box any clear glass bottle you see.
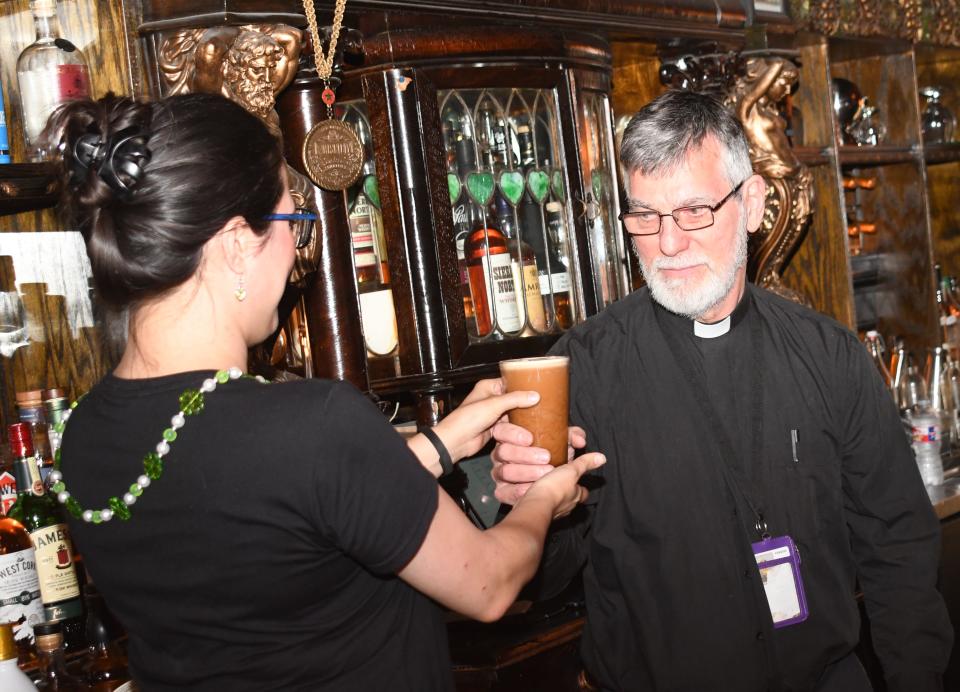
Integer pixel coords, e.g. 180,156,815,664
920,86,956,144
0,623,34,691
864,330,893,394
33,621,85,690
848,97,886,147
16,390,54,486
16,0,92,161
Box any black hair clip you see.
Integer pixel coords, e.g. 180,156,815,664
98,127,151,199
68,126,151,200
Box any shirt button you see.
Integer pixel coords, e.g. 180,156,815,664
743,569,751,578
756,632,764,641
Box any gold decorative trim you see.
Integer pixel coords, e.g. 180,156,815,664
790,0,960,46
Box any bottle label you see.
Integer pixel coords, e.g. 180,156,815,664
482,254,522,332
57,64,90,99
941,315,957,326
539,271,571,295
518,262,546,331
359,288,399,356
0,472,16,515
30,523,80,607
0,549,43,644
912,424,938,443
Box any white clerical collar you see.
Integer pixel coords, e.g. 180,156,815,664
693,315,732,339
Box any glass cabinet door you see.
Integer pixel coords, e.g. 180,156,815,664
338,100,401,377
578,90,628,305
438,87,577,342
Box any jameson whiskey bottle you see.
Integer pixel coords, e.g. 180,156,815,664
0,514,44,658
6,423,83,652
16,0,92,161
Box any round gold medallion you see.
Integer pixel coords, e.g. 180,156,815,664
302,119,365,191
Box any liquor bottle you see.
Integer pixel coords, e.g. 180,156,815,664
936,264,960,352
464,199,523,337
6,423,84,652
81,585,129,691
476,97,508,169
864,330,893,394
16,0,92,161
543,201,574,329
0,623,34,691
16,390,54,485
43,388,69,460
0,514,44,658
0,80,10,164
496,193,546,333
452,127,478,332
33,621,85,690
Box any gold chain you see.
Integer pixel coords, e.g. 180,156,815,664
302,0,348,81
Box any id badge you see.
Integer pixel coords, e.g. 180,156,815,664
751,535,809,628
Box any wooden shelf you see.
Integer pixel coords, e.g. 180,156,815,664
838,145,918,166
923,142,960,165
0,163,59,217
793,146,832,165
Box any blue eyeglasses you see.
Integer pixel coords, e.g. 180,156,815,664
263,207,317,249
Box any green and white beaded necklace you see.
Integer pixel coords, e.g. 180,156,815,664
51,367,266,525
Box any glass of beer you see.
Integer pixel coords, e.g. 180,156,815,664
499,356,569,466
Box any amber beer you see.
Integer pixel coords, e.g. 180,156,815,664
499,356,569,466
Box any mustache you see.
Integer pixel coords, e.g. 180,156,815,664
651,253,712,271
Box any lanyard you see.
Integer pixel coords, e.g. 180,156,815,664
657,293,770,540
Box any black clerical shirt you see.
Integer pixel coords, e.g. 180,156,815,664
539,284,952,692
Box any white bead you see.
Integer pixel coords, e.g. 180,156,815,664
100,509,113,522
255,375,267,383
156,440,170,456
57,491,70,503
82,510,94,522
62,409,72,421
48,470,62,483
228,366,243,379
170,413,185,430
200,378,217,393
137,475,151,488
123,493,136,505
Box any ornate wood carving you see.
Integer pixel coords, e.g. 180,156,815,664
726,55,814,305
790,0,960,47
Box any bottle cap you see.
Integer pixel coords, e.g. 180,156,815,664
42,388,66,401
29,0,57,18
15,390,42,407
546,201,562,213
8,422,34,458
34,621,63,652
0,622,17,662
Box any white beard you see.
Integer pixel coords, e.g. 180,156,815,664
638,211,749,321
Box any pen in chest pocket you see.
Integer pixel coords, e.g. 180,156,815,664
790,429,799,463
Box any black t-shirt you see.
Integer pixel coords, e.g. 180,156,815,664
60,372,452,691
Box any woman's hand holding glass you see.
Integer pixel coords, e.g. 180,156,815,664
491,422,590,507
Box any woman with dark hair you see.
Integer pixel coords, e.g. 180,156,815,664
44,93,603,691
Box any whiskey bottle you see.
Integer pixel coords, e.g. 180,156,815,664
16,390,54,485
6,423,84,652
16,0,92,161
496,193,545,333
543,201,574,329
33,621,85,690
0,514,44,658
464,201,522,337
0,623,34,691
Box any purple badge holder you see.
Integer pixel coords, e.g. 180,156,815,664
750,534,809,629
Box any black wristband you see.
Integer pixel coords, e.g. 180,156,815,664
420,427,454,477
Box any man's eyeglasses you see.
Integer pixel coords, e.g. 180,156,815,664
263,207,317,249
618,179,747,237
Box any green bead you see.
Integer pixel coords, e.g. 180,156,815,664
53,448,61,469
108,496,131,521
70,400,78,409
53,421,65,435
64,497,83,519
51,481,65,494
92,513,102,524
215,370,229,384
143,452,163,480
130,484,143,497
179,389,204,416
162,428,177,442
